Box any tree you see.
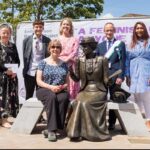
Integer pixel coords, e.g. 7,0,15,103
0,0,104,29
0,0,28,29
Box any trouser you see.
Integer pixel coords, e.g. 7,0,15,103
108,84,120,125
24,74,37,100
36,88,69,132
134,92,150,120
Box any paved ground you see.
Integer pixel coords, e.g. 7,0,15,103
0,120,150,149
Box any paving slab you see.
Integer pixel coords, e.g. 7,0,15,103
0,123,150,149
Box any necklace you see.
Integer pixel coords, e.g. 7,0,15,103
85,57,98,74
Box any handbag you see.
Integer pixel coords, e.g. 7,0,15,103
112,85,131,103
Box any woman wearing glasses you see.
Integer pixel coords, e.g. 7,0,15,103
36,39,69,142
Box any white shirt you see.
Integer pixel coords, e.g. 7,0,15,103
106,38,115,50
27,34,44,76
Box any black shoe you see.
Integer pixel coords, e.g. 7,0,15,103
108,124,115,130
70,137,82,142
38,116,47,124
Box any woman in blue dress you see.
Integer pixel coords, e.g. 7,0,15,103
126,22,150,130
36,39,69,142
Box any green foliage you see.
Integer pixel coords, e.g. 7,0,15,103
0,0,104,31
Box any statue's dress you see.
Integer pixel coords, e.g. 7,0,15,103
66,56,111,141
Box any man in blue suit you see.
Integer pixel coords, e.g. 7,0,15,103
23,20,50,100
96,22,126,130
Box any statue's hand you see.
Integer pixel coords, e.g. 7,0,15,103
68,65,79,82
108,78,113,87
69,65,73,74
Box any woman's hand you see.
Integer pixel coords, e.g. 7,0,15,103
147,78,150,86
50,84,68,93
5,70,16,78
126,76,131,87
59,84,68,90
5,70,13,76
11,73,17,78
50,85,62,93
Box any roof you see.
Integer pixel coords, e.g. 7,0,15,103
121,13,150,17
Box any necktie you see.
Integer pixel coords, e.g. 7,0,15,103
107,40,111,51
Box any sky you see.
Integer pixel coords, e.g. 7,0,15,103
101,0,150,17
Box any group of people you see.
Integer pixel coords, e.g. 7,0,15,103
0,17,150,142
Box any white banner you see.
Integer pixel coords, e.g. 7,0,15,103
16,17,150,103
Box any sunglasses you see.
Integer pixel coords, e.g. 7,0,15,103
51,45,61,49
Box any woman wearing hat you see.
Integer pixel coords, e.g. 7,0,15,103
66,36,111,142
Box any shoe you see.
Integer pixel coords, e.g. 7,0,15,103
38,116,47,124
145,120,150,131
142,113,146,119
0,119,2,125
48,132,57,142
70,137,82,142
108,124,115,130
42,129,48,138
1,118,11,128
56,129,67,139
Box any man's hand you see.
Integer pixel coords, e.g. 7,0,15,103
115,78,123,85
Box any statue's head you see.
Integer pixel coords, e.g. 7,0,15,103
80,36,97,56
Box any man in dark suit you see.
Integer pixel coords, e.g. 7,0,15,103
23,20,50,100
96,22,126,130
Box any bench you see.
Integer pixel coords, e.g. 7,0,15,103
11,98,150,137
107,101,150,137
11,98,44,134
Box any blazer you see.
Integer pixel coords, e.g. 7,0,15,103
22,34,50,77
96,39,126,81
70,56,109,92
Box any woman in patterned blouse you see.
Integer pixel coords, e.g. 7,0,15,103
36,39,69,142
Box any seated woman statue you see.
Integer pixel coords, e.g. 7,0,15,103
66,36,111,141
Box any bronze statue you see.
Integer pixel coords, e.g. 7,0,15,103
66,36,111,141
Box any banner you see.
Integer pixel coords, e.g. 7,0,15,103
16,17,150,103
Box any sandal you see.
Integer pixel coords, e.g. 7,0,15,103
145,120,150,131
1,118,12,128
0,119,2,125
